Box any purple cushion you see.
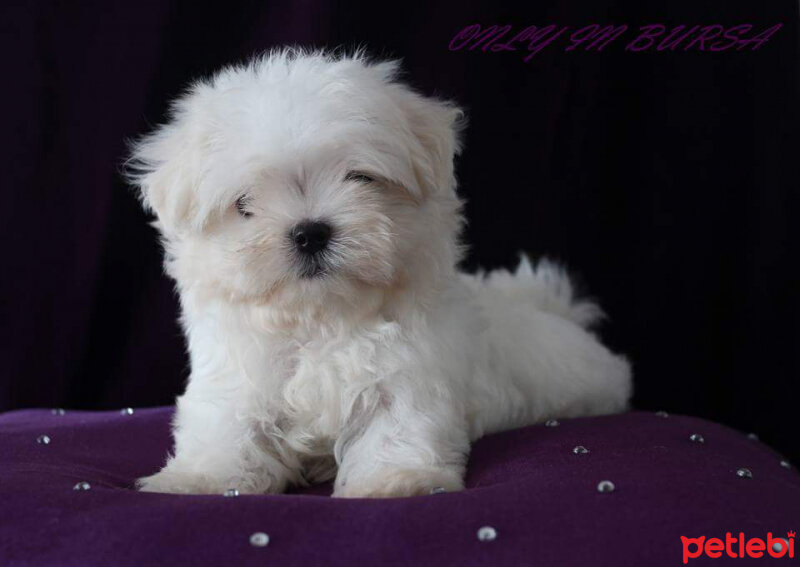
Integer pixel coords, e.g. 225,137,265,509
1,408,797,565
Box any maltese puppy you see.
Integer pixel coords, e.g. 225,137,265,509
128,49,631,498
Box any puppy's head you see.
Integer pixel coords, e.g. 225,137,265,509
128,49,464,312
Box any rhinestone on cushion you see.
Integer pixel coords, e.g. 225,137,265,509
249,532,270,547
73,481,91,491
36,435,51,445
689,433,705,444
597,480,615,493
223,489,240,497
747,433,759,441
120,408,134,416
655,411,669,418
544,419,559,427
573,445,589,455
780,460,792,469
51,408,66,416
736,468,753,479
477,526,497,542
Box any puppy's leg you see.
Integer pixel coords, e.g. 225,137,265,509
333,396,469,498
137,393,298,495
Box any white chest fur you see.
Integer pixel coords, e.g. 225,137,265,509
181,297,406,457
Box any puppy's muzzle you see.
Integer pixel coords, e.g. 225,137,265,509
291,220,333,277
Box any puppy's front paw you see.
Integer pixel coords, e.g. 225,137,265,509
137,469,224,495
334,467,464,499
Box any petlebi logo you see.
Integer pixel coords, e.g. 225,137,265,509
681,531,794,563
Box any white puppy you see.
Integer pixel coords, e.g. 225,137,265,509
128,49,632,498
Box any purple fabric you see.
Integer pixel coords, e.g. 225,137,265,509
1,409,797,565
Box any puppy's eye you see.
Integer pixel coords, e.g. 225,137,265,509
235,195,253,217
344,171,375,184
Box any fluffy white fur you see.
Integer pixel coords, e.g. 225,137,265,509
127,49,632,498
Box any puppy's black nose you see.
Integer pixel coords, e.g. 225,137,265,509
291,220,332,255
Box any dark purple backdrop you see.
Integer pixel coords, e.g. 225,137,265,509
1,1,798,462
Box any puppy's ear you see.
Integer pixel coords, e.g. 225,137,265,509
126,85,213,235
386,76,465,198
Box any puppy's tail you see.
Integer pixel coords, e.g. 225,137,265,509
474,255,604,329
